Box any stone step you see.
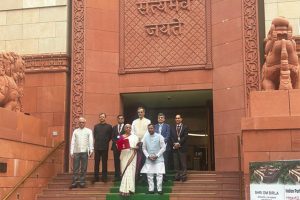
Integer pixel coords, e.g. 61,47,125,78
169,193,240,199
172,186,239,193
36,196,102,200
42,187,110,194
47,181,113,189
173,183,240,190
55,171,241,178
105,193,240,200
52,175,240,183
172,179,240,185
38,171,242,200
37,193,106,199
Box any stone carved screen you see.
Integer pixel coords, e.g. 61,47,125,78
120,0,212,73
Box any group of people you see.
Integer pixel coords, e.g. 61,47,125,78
69,107,189,196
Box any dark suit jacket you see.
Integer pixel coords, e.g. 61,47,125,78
170,124,189,152
154,123,170,150
111,124,125,151
93,123,112,150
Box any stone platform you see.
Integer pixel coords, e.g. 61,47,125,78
241,89,300,199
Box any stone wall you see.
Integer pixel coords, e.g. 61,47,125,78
265,0,300,36
0,108,64,200
242,90,300,200
211,0,245,171
0,0,68,55
22,54,69,152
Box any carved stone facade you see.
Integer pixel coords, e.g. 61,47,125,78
120,0,212,73
0,52,25,112
242,0,260,108
71,0,85,131
23,54,69,74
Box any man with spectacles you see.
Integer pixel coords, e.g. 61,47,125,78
70,117,94,188
154,113,170,181
111,115,125,181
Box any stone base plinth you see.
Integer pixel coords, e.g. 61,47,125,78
242,90,300,200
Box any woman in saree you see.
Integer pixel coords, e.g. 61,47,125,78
119,124,139,196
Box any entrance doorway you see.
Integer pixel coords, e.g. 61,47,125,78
121,90,214,171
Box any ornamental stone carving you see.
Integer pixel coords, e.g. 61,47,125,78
262,17,300,90
0,52,25,111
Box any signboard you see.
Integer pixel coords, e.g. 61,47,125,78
250,160,300,200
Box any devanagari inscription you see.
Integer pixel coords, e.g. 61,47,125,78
145,18,184,36
137,0,191,15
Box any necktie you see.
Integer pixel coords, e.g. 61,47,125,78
176,125,181,141
118,125,121,134
176,125,180,133
159,124,162,134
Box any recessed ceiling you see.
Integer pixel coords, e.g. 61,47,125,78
121,90,212,108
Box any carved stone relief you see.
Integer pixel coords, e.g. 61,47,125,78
0,52,25,112
120,0,212,73
71,0,85,130
242,0,260,112
261,17,300,90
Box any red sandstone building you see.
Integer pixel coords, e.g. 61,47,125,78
1,0,300,200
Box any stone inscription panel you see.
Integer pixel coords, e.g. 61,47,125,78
120,0,211,73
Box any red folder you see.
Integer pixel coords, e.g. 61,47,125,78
116,138,130,151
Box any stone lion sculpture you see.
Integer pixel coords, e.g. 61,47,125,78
0,52,25,111
261,17,300,90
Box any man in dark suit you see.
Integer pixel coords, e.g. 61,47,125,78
154,113,170,180
170,114,189,182
93,113,112,182
111,115,125,182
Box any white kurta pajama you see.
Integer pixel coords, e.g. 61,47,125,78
119,134,139,194
131,117,151,141
141,133,166,192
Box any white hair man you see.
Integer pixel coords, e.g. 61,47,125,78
70,117,94,188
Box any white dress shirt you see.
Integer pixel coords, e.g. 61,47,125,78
70,127,94,155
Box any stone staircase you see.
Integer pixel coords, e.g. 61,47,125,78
36,171,242,200
170,171,242,200
36,173,113,200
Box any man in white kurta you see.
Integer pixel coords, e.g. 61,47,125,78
131,107,151,181
141,124,166,194
131,107,151,141
119,124,139,196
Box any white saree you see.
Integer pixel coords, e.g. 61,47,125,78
119,134,139,194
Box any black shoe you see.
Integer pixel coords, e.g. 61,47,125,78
181,177,187,182
79,184,86,188
158,191,163,195
113,177,121,182
146,191,154,194
102,177,108,182
69,184,77,189
91,178,99,184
